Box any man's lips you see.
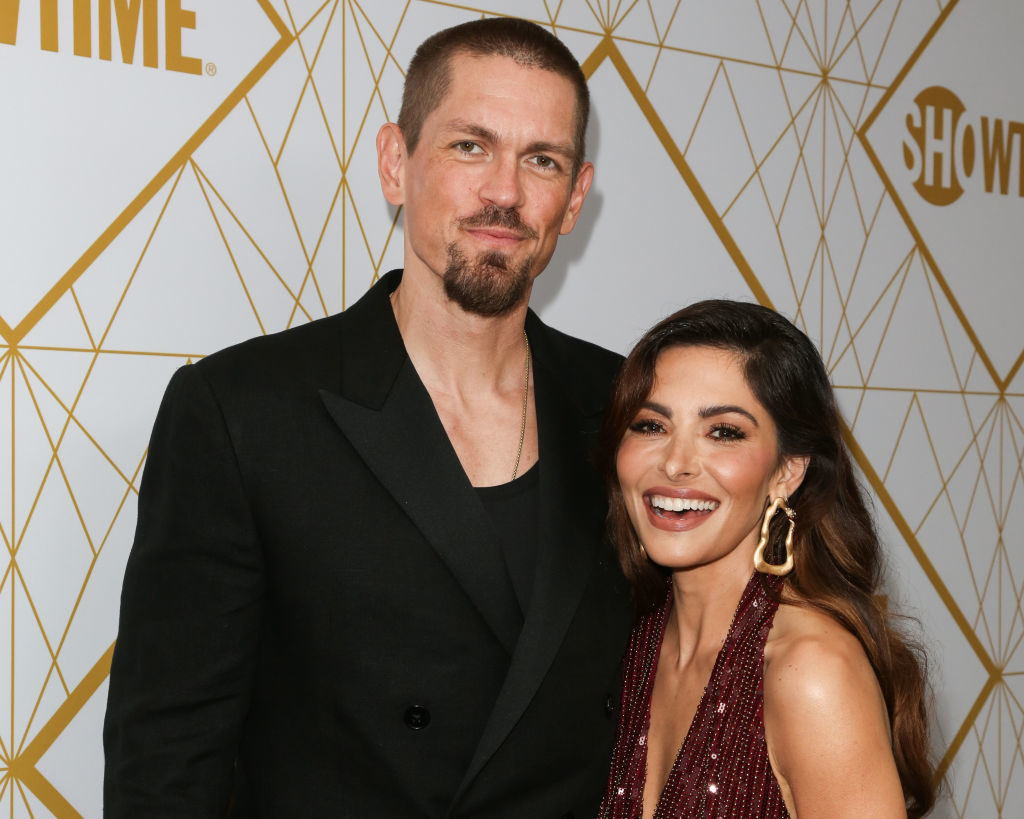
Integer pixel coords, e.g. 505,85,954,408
457,205,538,241
642,488,720,531
464,226,528,244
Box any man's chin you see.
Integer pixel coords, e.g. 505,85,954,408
443,279,530,317
442,248,534,317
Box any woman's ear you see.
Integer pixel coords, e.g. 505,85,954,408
774,455,809,500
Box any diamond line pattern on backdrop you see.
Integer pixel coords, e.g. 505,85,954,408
0,1,293,347
2,1,1020,816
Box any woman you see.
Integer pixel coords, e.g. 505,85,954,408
598,301,933,818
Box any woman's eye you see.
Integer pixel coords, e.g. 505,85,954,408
709,424,745,441
628,419,665,436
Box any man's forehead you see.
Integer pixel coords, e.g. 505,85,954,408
434,53,577,126
445,51,575,97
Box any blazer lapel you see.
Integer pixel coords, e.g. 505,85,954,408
455,313,610,794
318,272,522,655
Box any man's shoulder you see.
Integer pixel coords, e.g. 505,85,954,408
529,313,621,367
192,272,396,387
194,312,345,384
527,313,623,412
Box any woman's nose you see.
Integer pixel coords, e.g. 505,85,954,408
662,435,699,481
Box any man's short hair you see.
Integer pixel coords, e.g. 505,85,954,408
398,17,590,178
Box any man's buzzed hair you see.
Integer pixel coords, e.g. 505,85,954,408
397,17,590,178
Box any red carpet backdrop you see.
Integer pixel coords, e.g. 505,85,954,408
0,1,1020,815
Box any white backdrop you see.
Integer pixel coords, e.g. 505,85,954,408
1,1,1021,816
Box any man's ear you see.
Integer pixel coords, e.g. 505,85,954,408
774,455,809,500
377,122,406,206
559,161,594,235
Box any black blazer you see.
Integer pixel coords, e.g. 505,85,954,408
104,270,632,818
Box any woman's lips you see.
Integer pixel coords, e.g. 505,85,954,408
642,489,720,532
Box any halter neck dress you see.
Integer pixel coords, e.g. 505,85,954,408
600,572,790,818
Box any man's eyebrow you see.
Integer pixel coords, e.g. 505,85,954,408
443,120,498,142
525,140,576,160
698,404,759,426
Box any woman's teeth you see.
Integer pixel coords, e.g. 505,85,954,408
649,495,719,513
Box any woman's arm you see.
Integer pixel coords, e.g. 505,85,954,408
763,606,907,819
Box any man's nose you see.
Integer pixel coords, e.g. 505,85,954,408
478,154,525,211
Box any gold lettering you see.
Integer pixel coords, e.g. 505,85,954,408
1011,122,1024,197
111,0,142,62
106,0,157,66
4,0,205,72
0,0,19,46
141,0,155,66
40,0,56,51
73,0,89,56
99,0,110,58
165,0,200,74
923,104,955,190
981,117,1014,195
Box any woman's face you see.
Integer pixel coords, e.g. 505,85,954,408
616,345,806,573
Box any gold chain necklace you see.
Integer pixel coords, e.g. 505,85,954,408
511,331,531,480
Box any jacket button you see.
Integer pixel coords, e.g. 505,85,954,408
403,705,431,730
604,694,616,718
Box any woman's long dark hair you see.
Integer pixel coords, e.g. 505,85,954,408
599,300,934,817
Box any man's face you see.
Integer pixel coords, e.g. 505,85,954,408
380,52,593,316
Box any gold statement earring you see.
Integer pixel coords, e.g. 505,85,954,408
637,540,649,561
753,497,795,576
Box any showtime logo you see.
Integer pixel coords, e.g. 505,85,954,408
0,0,202,73
861,0,1023,384
903,85,1024,206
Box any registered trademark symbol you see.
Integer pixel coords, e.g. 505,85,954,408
206,62,217,76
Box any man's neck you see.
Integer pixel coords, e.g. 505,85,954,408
391,268,533,397
390,267,539,487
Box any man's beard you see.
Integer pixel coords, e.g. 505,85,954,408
442,205,538,317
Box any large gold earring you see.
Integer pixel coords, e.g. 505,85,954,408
753,497,795,576
637,540,649,561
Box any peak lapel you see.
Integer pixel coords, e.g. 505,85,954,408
318,272,522,655
456,316,611,793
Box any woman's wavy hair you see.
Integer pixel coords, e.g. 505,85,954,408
598,299,935,817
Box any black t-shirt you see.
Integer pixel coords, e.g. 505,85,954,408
475,462,540,614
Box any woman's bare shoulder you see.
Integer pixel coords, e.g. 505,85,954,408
762,601,905,818
765,603,876,693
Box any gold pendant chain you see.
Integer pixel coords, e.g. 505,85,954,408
511,330,531,480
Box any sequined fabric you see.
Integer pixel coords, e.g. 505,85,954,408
600,572,790,818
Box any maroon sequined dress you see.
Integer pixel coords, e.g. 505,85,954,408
600,572,790,818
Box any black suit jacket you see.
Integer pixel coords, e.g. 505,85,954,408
104,270,632,817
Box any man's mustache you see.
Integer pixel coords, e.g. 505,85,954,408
457,205,538,239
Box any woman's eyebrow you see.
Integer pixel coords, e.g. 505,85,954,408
698,404,759,426
640,400,672,418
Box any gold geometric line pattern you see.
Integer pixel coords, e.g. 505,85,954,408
857,0,1022,391
3,1,1018,814
0,0,294,347
12,644,114,818
580,37,775,309
566,5,1014,810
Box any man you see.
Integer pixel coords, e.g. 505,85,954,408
104,17,632,818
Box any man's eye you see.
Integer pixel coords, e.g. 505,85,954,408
531,155,556,169
456,141,480,153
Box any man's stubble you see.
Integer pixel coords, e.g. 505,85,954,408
442,205,538,317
